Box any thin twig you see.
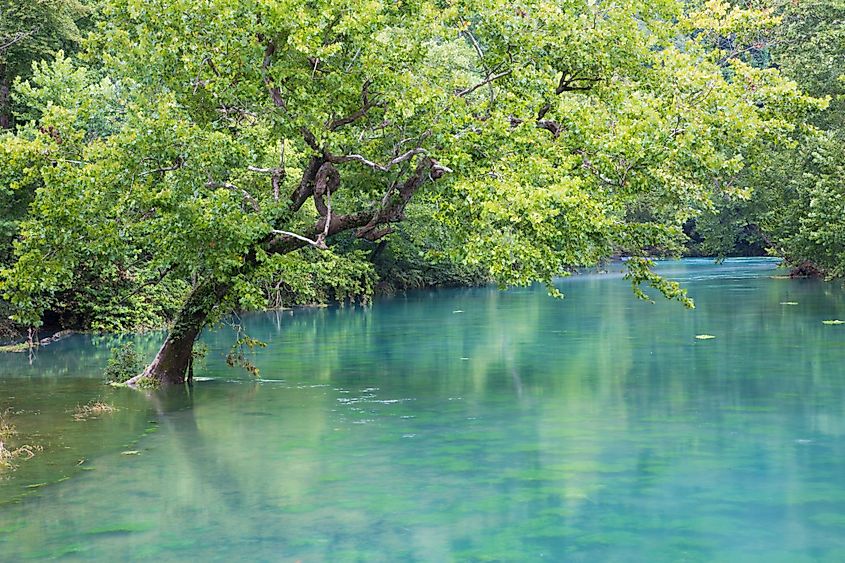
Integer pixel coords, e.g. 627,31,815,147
457,70,512,98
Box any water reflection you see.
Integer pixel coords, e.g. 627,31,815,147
3,259,845,560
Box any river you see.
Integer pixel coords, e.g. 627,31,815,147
2,258,845,560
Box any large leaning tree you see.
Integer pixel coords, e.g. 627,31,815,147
0,0,819,385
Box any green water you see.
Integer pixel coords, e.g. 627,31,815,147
2,258,845,561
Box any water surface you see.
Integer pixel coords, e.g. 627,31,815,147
2,258,845,561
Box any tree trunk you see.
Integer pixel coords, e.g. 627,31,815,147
0,67,12,130
132,158,445,386
133,280,230,386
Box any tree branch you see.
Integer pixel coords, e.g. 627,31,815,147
268,158,450,254
261,41,287,111
289,156,326,212
458,70,512,98
139,157,185,177
0,29,35,52
249,142,286,202
206,180,261,212
329,80,379,130
327,148,428,172
555,72,602,95
270,229,327,250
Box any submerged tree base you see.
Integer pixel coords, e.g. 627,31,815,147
790,261,825,279
123,374,162,390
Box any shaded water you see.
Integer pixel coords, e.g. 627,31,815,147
2,258,845,560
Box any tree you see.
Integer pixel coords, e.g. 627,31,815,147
0,0,90,129
696,0,845,273
0,0,817,385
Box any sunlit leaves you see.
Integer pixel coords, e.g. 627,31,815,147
0,0,822,328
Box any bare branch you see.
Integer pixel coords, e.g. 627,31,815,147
327,148,428,172
273,140,285,201
248,143,286,202
555,72,603,95
312,162,340,217
268,158,450,256
357,157,449,239
461,26,499,107
261,41,287,111
0,29,35,52
316,178,332,246
270,229,327,250
289,156,326,212
300,126,320,152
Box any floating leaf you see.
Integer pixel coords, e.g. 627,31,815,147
822,320,845,325
695,334,716,340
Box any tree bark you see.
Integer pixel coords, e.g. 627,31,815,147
132,280,230,385
137,157,446,386
0,67,12,130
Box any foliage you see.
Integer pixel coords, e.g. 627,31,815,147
758,0,845,275
368,209,490,293
133,375,160,390
624,257,694,308
0,0,825,372
771,0,845,129
254,249,376,310
225,323,266,378
103,341,142,383
0,0,91,128
682,0,844,271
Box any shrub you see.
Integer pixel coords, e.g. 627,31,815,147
103,342,143,384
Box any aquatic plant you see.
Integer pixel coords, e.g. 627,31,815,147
0,409,16,441
0,410,42,473
72,401,117,421
0,442,41,473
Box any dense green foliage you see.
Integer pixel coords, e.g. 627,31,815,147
689,1,844,274
0,0,91,128
760,0,845,276
102,341,142,383
0,0,837,359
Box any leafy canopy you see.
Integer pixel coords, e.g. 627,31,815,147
0,0,821,325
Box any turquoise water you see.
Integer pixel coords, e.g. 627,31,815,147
3,258,845,561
